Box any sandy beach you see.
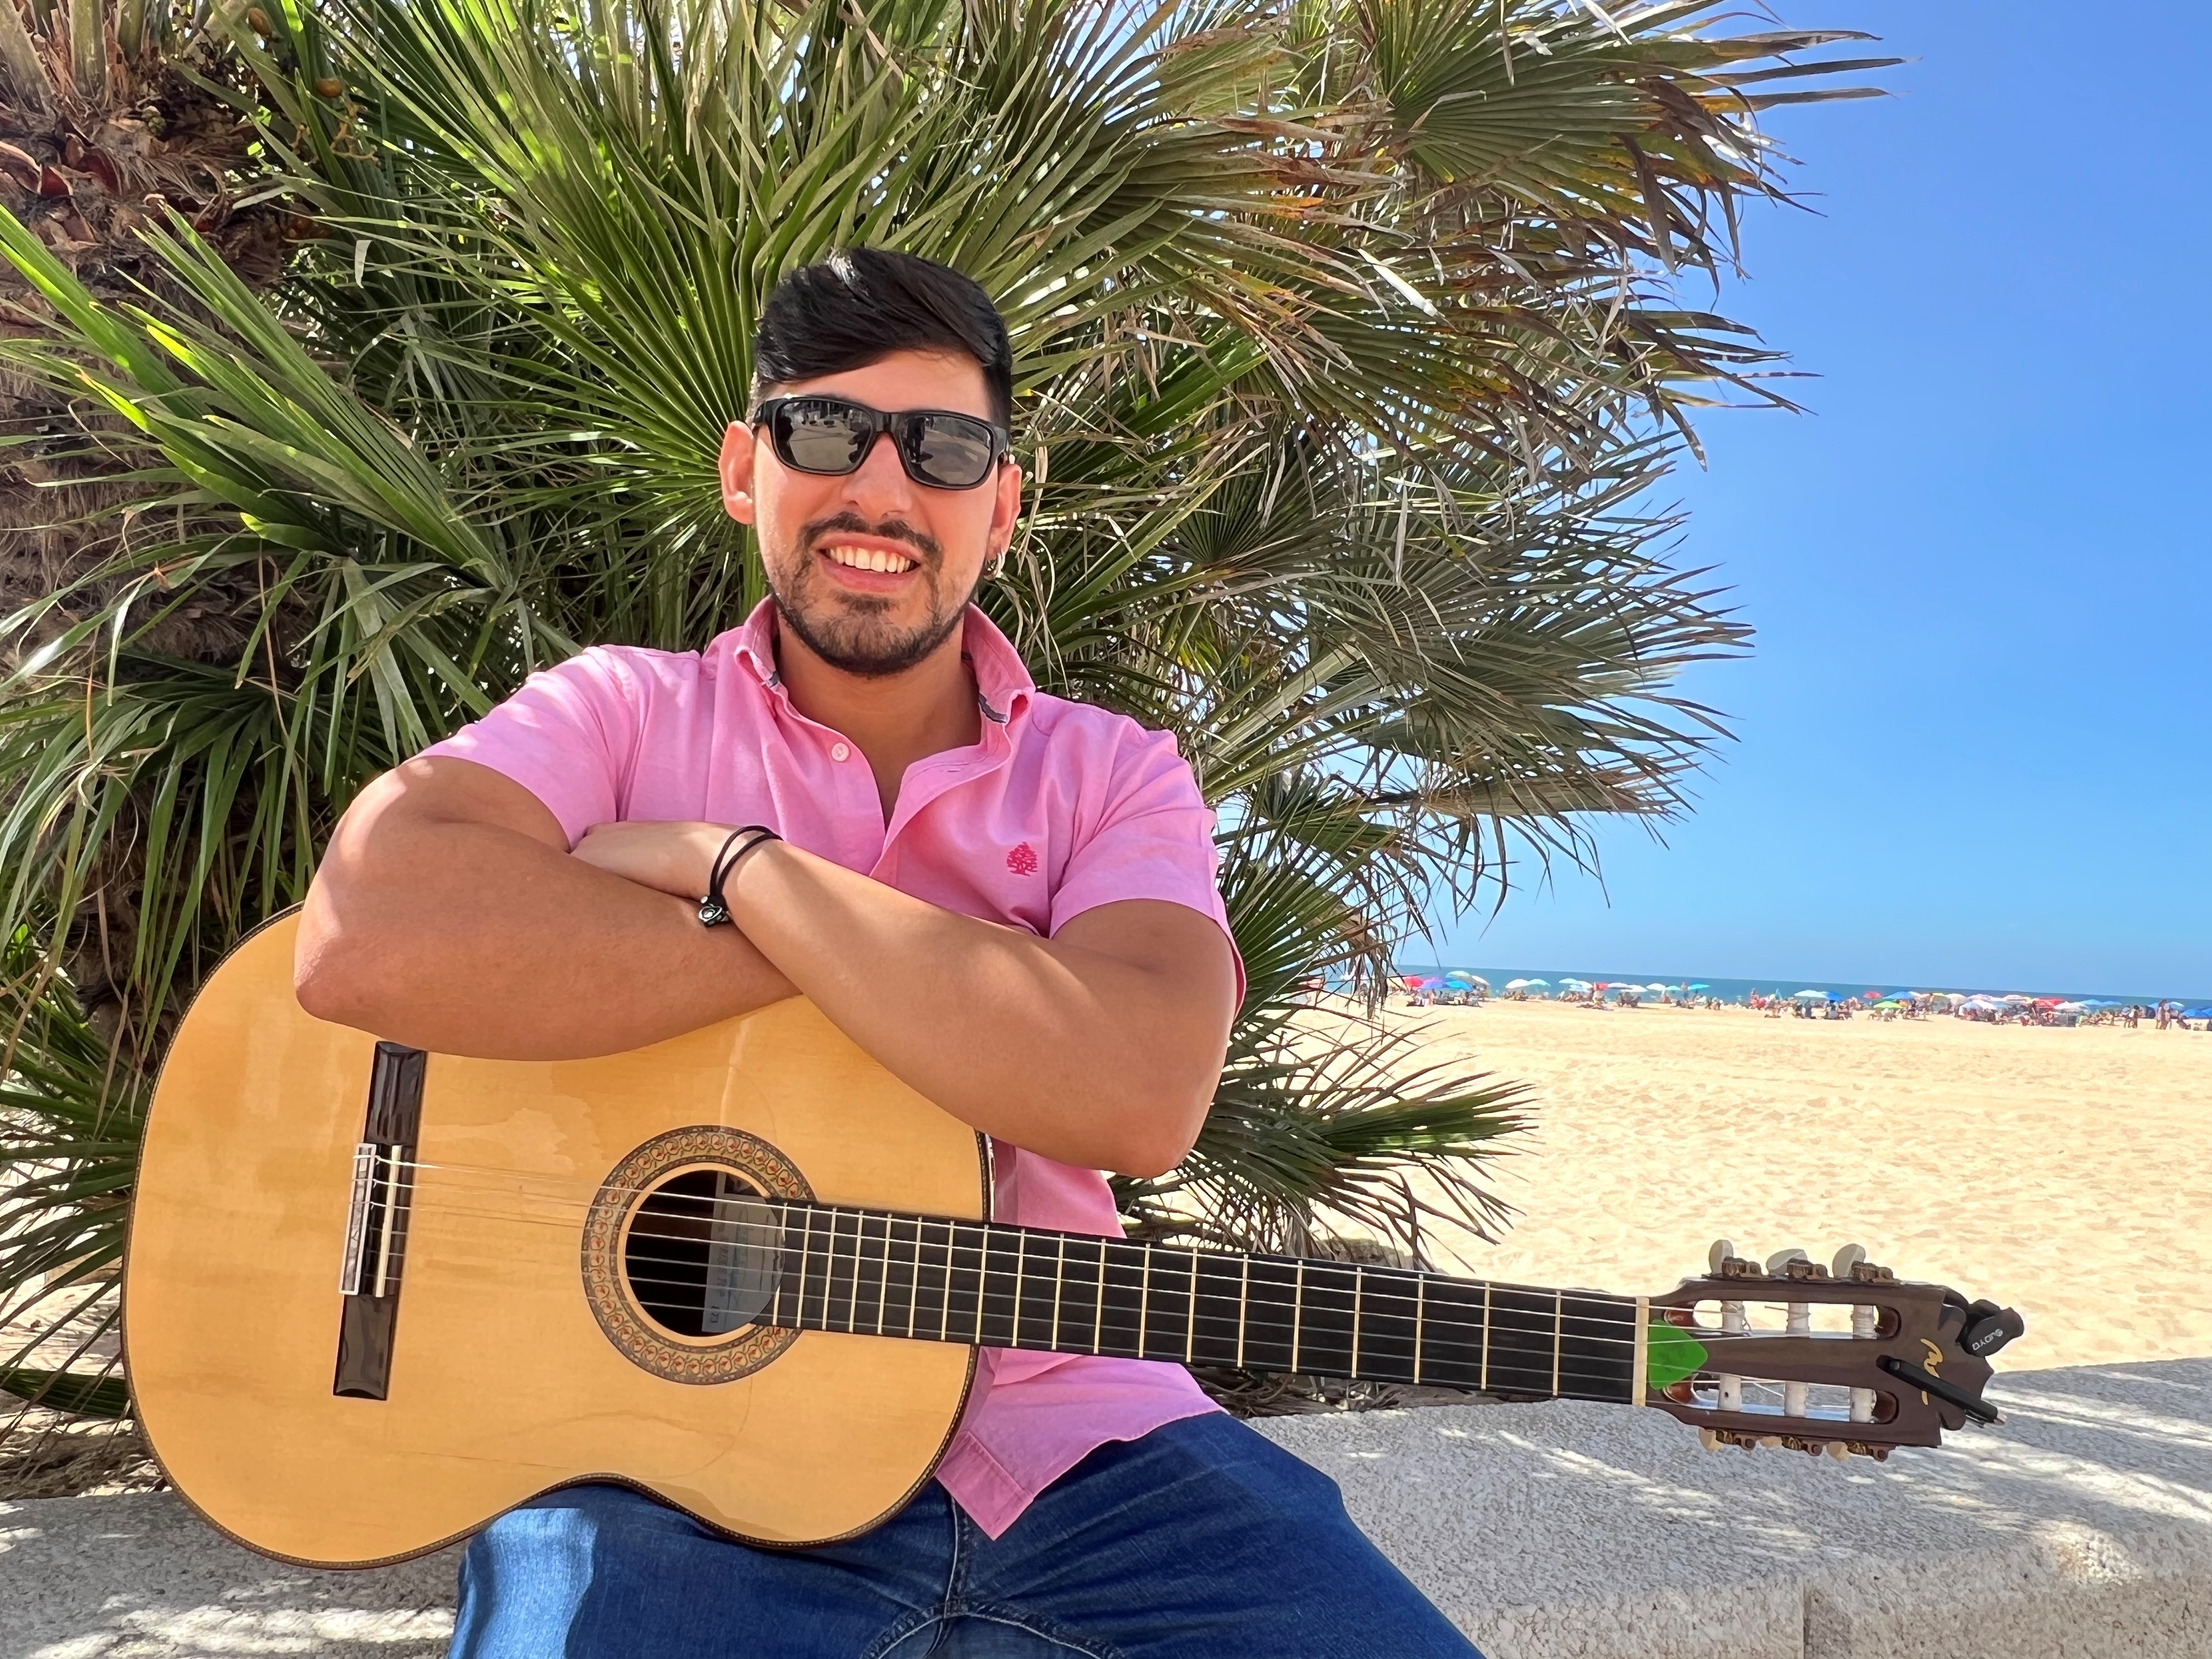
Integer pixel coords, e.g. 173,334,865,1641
1379,998,2211,1371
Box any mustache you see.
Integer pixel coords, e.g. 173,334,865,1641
799,512,942,566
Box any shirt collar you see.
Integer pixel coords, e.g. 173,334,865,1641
727,596,1035,729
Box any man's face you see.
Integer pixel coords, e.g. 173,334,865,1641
719,349,1022,678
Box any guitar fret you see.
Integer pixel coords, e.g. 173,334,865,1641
1012,1232,1027,1349
1553,1288,1564,1397
973,1226,988,1344
1092,1239,1106,1355
871,1213,888,1336
906,1216,921,1339
1185,1252,1199,1363
1236,1257,1249,1368
805,1212,822,1327
1138,1244,1153,1359
770,1203,788,1328
939,1219,953,1342
1052,1236,1065,1349
1291,1261,1306,1373
1350,1265,1363,1380
844,1210,862,1333
1480,1282,1491,1391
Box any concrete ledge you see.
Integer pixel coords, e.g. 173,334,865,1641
2,1358,2204,1658
1264,1356,2212,1658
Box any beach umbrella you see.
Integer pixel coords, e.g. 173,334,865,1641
1793,989,1831,1001
1504,978,1530,989
1444,970,1475,985
1400,975,1422,989
1686,983,1709,991
1645,983,1671,992
1522,979,1550,988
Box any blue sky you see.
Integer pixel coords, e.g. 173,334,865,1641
1429,2,2212,1000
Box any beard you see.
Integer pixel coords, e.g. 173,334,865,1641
766,511,976,679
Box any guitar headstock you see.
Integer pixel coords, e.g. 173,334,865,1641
1641,1240,2025,1460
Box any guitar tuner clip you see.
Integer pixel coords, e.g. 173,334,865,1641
1959,1301,2025,1358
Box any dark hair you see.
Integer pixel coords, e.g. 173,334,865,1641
750,248,1013,431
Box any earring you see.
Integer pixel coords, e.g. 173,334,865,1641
983,550,1005,579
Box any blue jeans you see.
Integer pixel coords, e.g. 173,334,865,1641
449,1412,1482,1657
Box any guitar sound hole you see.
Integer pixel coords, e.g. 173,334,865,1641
623,1170,785,1339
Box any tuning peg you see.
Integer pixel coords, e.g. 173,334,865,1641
1825,1441,1850,1461
1831,1243,1866,1277
1766,1246,1809,1274
1708,1238,1735,1273
1699,1427,1722,1452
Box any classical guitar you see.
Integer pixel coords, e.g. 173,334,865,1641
124,915,2024,1568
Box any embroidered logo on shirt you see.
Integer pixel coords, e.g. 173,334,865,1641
1006,842,1040,877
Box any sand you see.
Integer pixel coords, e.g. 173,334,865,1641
1375,999,2211,1370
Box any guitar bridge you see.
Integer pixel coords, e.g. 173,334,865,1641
333,1042,426,1400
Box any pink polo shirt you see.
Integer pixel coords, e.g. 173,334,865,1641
421,597,1234,1538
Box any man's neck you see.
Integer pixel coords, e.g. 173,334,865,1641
772,612,983,820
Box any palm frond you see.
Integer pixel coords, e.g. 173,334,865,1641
0,0,1885,1429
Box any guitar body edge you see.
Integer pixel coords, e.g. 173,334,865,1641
124,913,989,1566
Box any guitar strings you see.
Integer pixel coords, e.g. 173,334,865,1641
377,1178,1867,1361
355,1202,1842,1373
354,1245,1651,1396
334,1163,1876,1376
394,1183,1652,1327
383,1156,1900,1336
387,1161,1663,1327
344,1219,1852,1406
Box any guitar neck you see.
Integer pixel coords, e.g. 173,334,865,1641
751,1203,1643,1405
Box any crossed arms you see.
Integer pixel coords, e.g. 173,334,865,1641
294,757,1240,1178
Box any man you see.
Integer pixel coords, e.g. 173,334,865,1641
297,248,1480,1658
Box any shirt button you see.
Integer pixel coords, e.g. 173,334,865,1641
830,742,850,762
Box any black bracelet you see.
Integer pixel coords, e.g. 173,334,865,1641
698,825,780,927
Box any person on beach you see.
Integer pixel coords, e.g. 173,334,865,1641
297,248,1480,1659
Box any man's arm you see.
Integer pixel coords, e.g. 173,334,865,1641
298,769,1239,1176
571,822,1238,1177
294,757,797,1057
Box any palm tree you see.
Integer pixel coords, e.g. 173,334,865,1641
0,0,1883,1453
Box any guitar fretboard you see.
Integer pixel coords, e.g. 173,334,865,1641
744,1204,1639,1404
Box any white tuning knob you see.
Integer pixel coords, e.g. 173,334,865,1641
1708,1238,1736,1273
1831,1243,1866,1277
1766,1247,1809,1273
1825,1441,1850,1461
1699,1428,1722,1452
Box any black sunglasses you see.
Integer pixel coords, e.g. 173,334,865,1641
749,395,1011,491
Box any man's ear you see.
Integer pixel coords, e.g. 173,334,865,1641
719,420,758,524
986,456,1024,566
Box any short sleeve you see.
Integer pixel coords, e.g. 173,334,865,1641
1049,724,1245,1002
417,647,642,847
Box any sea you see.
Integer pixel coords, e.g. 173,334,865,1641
1392,966,2208,1009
